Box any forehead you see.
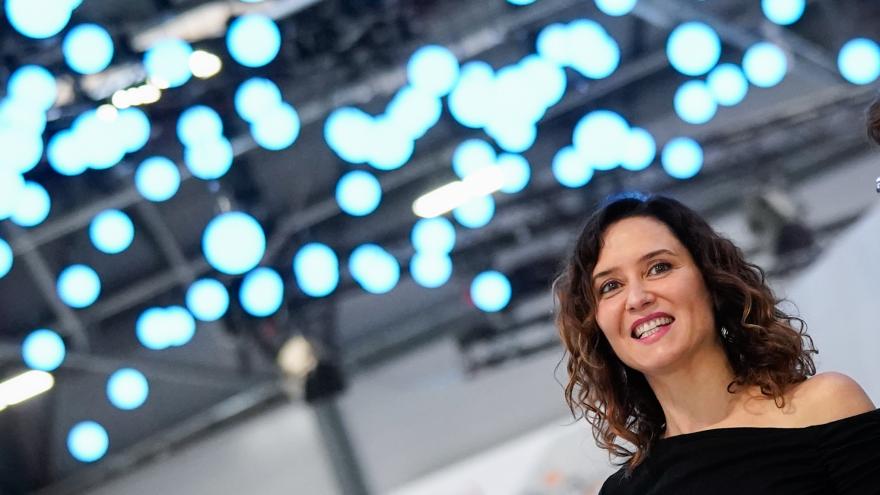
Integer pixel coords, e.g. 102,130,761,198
593,216,684,271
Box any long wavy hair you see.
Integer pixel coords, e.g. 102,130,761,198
553,193,817,470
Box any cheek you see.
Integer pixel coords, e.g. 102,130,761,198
594,302,620,340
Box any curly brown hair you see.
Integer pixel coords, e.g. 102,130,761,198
553,193,817,470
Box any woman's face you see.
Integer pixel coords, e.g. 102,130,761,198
591,216,717,376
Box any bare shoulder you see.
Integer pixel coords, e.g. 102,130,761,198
791,372,876,425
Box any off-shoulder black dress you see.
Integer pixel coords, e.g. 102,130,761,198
600,409,880,495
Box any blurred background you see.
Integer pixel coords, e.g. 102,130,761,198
0,0,878,493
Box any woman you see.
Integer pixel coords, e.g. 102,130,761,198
553,193,878,494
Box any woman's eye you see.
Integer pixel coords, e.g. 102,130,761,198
649,262,671,275
599,281,620,294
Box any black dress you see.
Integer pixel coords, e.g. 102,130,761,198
600,409,880,495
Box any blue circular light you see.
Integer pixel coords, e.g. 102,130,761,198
10,181,51,227
706,63,749,106
67,421,109,463
409,252,453,289
165,306,196,347
324,107,375,164
453,194,495,229
366,119,414,171
448,61,494,129
135,156,180,202
385,85,442,140
239,267,284,317
837,38,880,85
761,0,805,26
407,45,460,97
536,23,571,66
106,368,149,410
136,307,171,350
452,139,496,179
674,80,717,125
742,41,788,88
595,0,637,16
234,78,282,123
507,0,536,4
22,328,65,371
470,271,511,312
620,127,656,172
251,103,300,151
89,209,134,254
57,264,101,309
519,55,567,110
573,109,630,169
487,122,537,153
0,98,46,133
335,170,382,217
5,0,72,39
144,39,193,88
293,243,339,298
0,238,12,279
117,108,151,153
0,168,26,220
185,278,229,321
666,22,721,76
552,146,593,188
497,153,530,194
48,131,88,176
567,20,620,79
63,24,114,74
349,244,400,295
0,127,43,174
7,65,57,111
226,14,281,68
202,212,266,275
411,217,456,254
661,137,703,179
177,106,223,147
184,137,234,180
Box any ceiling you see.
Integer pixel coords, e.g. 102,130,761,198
1,0,878,493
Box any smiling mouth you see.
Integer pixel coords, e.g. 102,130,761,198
631,316,675,339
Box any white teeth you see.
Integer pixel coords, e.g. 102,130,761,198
634,317,673,339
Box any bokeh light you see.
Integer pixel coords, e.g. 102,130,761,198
22,329,65,371
67,421,109,463
336,170,382,217
117,108,152,153
470,271,512,312
567,19,620,79
10,181,51,227
144,39,193,88
0,127,43,174
183,137,234,180
452,139,496,179
666,22,721,76
135,156,180,202
595,0,637,17
63,24,114,74
177,106,223,147
348,244,400,295
0,238,12,279
706,63,749,106
185,278,229,321
106,368,149,410
293,243,339,297
497,153,531,194
742,41,788,88
235,78,282,123
324,107,375,164
7,65,57,111
56,264,101,309
385,85,442,141
573,109,630,169
239,267,284,317
761,0,805,26
674,80,717,125
5,0,73,39
620,127,656,172
407,45,460,97
226,14,281,68
453,194,495,229
202,212,266,275
661,137,703,179
89,210,134,254
409,252,453,289
48,131,87,176
411,217,456,254
366,118,414,171
251,103,300,150
448,61,495,129
837,38,880,85
552,146,593,188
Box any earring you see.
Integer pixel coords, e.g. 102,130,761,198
720,326,730,339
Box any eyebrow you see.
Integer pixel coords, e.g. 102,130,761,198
591,249,676,285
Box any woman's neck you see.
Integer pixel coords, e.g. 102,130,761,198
646,344,740,438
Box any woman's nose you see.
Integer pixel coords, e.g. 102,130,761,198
626,282,655,311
